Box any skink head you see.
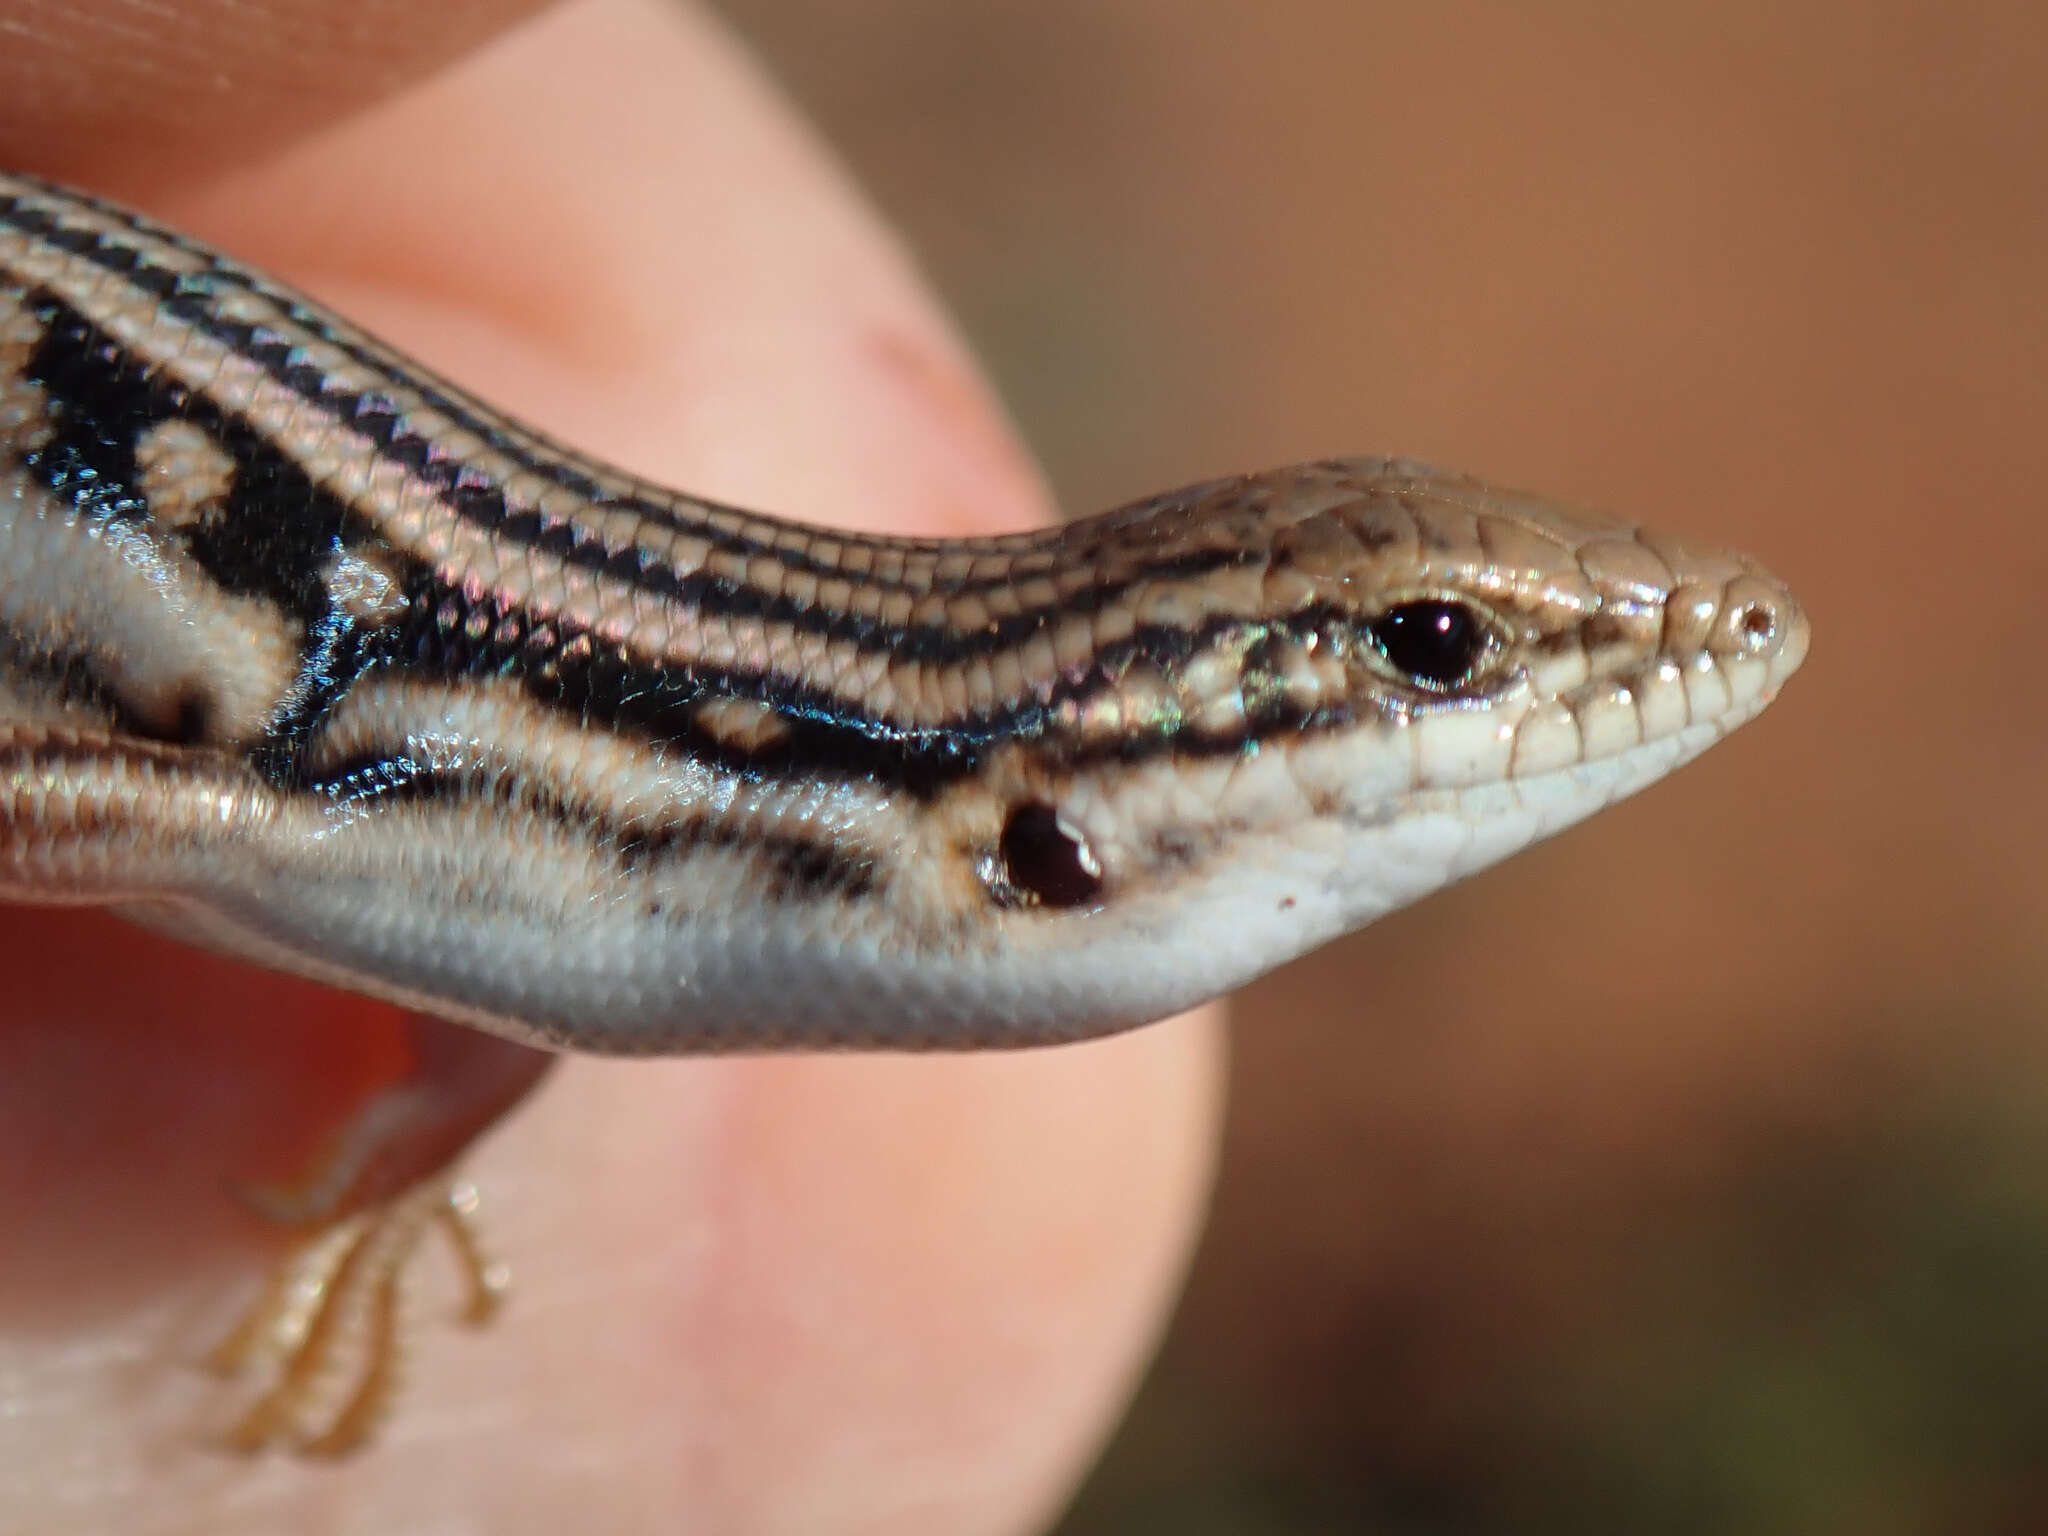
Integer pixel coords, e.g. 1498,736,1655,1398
904,457,1810,1040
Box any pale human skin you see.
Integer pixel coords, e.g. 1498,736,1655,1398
0,2,1224,1531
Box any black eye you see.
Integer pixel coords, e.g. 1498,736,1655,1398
1365,599,1491,690
998,802,1104,909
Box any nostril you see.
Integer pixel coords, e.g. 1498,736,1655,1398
1713,576,1789,658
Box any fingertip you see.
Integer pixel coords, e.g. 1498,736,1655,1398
0,0,554,194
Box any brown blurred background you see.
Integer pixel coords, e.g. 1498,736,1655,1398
720,4,2048,1529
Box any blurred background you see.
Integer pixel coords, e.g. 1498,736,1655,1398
720,4,2048,1530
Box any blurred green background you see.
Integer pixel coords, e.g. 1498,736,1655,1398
720,4,2048,1530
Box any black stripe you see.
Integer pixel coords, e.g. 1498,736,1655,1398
384,555,1362,794
0,186,1263,651
16,298,160,532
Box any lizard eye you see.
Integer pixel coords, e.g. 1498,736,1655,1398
1364,598,1495,691
997,802,1104,909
